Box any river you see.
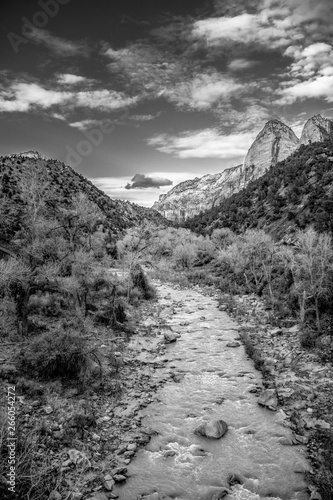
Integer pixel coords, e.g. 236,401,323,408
114,282,310,500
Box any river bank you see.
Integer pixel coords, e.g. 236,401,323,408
1,278,330,500
220,293,333,500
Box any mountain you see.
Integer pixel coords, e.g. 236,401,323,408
152,115,333,223
300,115,333,145
243,119,299,174
185,140,333,239
0,151,167,241
153,119,300,222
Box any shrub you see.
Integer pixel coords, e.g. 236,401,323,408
130,264,156,300
29,293,67,317
0,419,57,500
16,330,91,381
299,327,317,349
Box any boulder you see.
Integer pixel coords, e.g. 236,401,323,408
226,342,240,348
164,332,178,344
258,389,278,411
194,419,228,439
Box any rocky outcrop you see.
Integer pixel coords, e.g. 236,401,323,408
153,119,300,222
243,119,299,174
300,114,333,145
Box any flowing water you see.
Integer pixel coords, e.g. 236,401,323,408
114,283,309,500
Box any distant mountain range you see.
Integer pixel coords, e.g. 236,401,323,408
152,115,333,222
0,151,166,241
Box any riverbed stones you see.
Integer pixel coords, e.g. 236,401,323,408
164,332,178,343
194,419,228,439
103,474,115,491
226,341,241,348
257,389,278,411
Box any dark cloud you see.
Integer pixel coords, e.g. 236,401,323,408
125,174,173,189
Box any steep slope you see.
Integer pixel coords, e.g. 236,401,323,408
153,119,300,222
300,115,333,145
185,140,333,238
0,151,167,239
243,119,299,174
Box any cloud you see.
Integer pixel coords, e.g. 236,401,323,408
125,174,173,189
172,73,243,109
52,113,66,121
69,119,106,131
148,129,253,159
284,42,333,78
103,42,185,96
0,80,139,114
280,75,333,103
27,28,89,56
74,89,138,110
91,173,195,206
278,41,333,103
0,82,71,113
57,74,89,85
192,12,289,50
129,114,160,121
191,0,333,52
228,58,259,71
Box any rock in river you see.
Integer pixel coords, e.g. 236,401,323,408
258,389,278,411
194,419,228,439
164,332,179,343
226,341,241,348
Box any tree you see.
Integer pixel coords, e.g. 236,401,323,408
218,229,276,296
279,228,333,331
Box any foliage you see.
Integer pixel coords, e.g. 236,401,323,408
185,140,333,238
16,330,92,381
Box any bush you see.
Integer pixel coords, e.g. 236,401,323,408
130,264,156,300
299,328,317,349
0,419,57,500
29,293,67,317
16,330,91,381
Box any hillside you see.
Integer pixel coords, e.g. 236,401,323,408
0,151,166,242
153,115,333,223
185,140,333,238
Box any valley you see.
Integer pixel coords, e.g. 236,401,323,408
1,129,333,500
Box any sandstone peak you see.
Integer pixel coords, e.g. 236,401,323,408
300,114,333,145
243,119,299,171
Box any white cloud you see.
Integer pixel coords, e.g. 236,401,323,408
57,74,88,85
280,75,333,103
104,43,246,111
167,72,244,109
228,58,259,72
52,113,66,121
0,81,139,114
0,82,71,112
27,28,89,56
192,0,333,52
279,41,333,103
192,12,289,49
75,89,138,110
148,129,253,159
129,114,159,121
69,119,105,130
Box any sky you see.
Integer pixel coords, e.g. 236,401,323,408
1,0,333,207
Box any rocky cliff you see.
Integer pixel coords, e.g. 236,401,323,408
153,119,300,222
243,120,299,175
153,115,333,222
300,115,333,145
